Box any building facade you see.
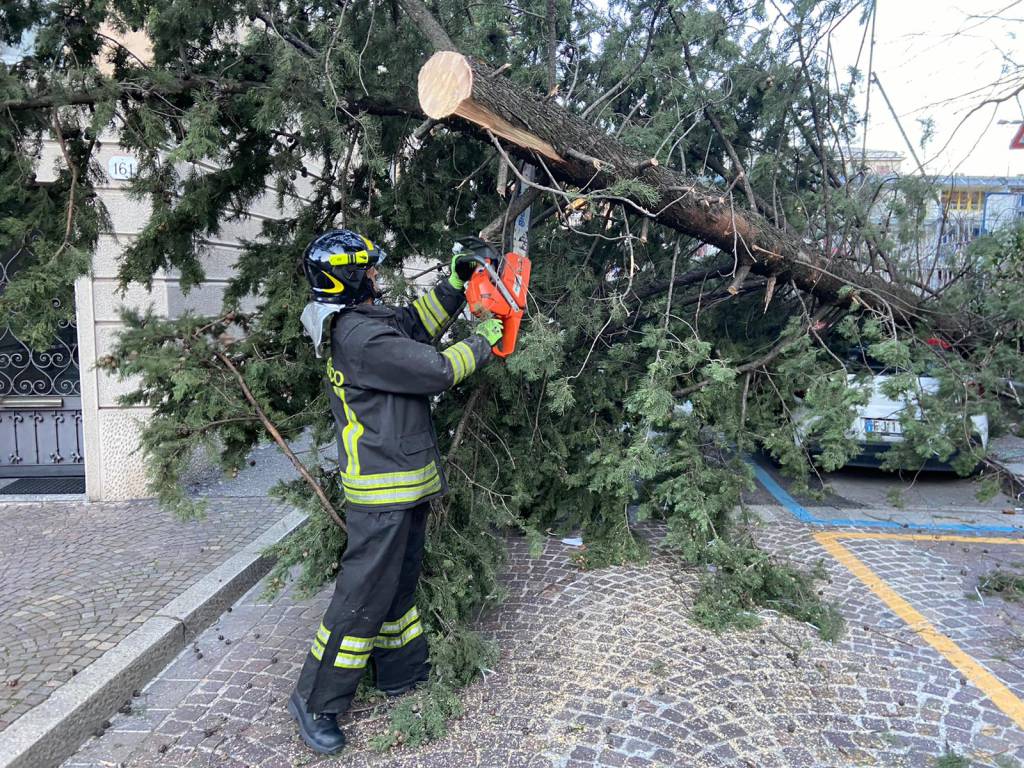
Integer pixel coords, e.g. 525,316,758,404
921,176,1024,287
1,136,274,499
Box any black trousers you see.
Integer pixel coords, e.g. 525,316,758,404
296,502,430,715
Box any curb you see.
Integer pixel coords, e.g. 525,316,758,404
0,508,308,768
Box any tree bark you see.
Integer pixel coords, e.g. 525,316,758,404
396,0,457,51
417,52,931,326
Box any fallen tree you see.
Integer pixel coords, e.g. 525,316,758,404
417,50,928,325
3,0,1021,749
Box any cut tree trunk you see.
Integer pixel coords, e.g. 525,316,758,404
417,51,934,328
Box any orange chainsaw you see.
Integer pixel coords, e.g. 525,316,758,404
453,236,531,359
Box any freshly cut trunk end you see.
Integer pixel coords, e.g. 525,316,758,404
417,51,563,161
418,51,474,118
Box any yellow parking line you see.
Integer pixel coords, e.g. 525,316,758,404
832,531,1024,546
815,530,1024,731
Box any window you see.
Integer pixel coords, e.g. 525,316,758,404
941,189,985,212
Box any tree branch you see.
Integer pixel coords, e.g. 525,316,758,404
674,306,831,398
215,351,346,531
478,185,542,244
446,384,490,464
417,52,941,331
546,0,558,95
680,37,758,211
2,78,418,117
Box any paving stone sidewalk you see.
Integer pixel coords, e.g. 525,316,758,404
753,509,1024,766
0,495,291,733
63,512,1024,768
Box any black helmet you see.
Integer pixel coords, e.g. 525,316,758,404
303,229,386,306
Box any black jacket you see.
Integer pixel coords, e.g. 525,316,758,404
326,280,492,512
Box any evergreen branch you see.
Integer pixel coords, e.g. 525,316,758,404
478,185,543,245
214,350,347,531
446,384,490,465
0,78,260,110
49,110,78,262
580,0,665,120
252,11,320,57
674,305,832,398
627,258,732,303
680,35,758,211
1,79,418,117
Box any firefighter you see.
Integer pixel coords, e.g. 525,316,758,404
291,229,500,754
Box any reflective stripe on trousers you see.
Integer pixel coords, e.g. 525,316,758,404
295,503,431,715
309,606,425,669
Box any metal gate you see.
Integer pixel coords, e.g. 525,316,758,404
0,247,84,477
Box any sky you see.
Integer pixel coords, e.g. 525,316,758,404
827,0,1024,178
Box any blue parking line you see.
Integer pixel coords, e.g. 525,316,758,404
749,459,1022,534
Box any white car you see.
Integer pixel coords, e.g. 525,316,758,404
794,354,989,472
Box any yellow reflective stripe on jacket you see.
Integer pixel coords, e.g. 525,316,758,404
413,288,450,338
340,462,441,506
455,342,476,377
326,359,363,474
342,475,442,506
380,606,419,635
442,341,476,385
413,294,441,335
341,463,438,490
374,621,424,650
442,346,466,383
424,290,449,328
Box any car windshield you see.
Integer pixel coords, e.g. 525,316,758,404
844,345,949,377
845,348,891,374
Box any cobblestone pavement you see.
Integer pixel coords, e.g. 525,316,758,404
63,510,1024,768
754,509,1024,766
0,496,290,732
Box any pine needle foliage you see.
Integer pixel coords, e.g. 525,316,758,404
977,569,1024,603
4,0,1023,745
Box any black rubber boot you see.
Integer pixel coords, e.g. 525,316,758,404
287,690,346,755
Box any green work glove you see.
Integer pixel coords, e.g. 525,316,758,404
448,253,477,291
475,318,504,346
